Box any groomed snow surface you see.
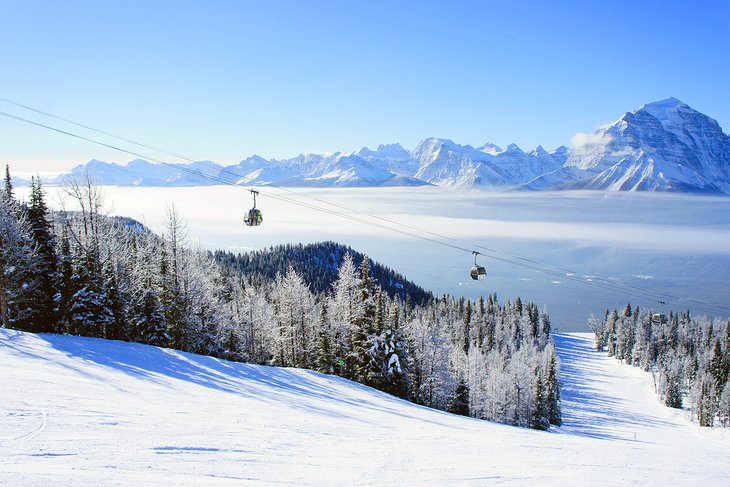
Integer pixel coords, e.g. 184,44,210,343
1,330,728,486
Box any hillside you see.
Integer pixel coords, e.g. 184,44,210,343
214,241,433,305
1,329,727,485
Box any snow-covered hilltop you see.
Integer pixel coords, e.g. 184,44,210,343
49,98,730,194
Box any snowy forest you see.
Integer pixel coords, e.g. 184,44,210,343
1,167,560,430
591,305,730,427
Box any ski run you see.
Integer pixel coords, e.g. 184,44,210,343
1,329,728,486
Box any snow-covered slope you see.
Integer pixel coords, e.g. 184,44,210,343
1,329,727,485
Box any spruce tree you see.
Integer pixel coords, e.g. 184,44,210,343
66,264,114,338
0,180,37,329
463,300,471,353
350,255,374,383
25,177,59,332
547,350,562,426
160,243,185,350
103,261,124,340
530,375,549,430
381,300,409,398
56,226,75,328
449,378,470,416
710,339,729,396
4,164,12,199
316,301,335,374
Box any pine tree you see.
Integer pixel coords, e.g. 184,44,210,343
4,165,12,199
0,185,37,329
547,349,562,426
449,378,470,416
132,284,169,346
66,265,114,338
463,300,471,353
710,339,729,396
316,301,335,374
665,373,683,409
159,243,185,350
25,177,59,333
530,375,549,430
349,255,374,382
382,300,409,398
56,226,75,328
103,261,124,340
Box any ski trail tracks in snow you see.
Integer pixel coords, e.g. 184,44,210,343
554,332,728,449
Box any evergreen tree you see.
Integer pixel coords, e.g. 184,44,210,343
66,265,114,338
316,301,335,374
449,378,470,416
56,226,75,328
710,339,729,396
0,185,36,329
132,284,169,346
103,261,124,340
463,300,471,353
4,164,12,199
664,373,683,409
160,243,185,350
382,300,409,398
349,255,374,382
530,375,549,430
25,177,59,333
547,349,562,426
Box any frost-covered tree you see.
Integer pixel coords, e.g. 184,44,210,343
0,187,37,329
328,252,363,377
271,266,316,367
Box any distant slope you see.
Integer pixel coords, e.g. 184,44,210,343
1,329,727,486
214,241,433,305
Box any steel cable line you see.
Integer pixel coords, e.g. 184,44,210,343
0,96,700,299
2,102,728,316
0,106,714,309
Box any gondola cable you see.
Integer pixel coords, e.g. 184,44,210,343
1,102,728,316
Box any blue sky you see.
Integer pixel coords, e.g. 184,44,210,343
1,0,728,174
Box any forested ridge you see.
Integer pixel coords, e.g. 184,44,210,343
214,242,432,305
1,167,560,429
592,305,730,427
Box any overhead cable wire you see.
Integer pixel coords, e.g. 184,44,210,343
1,100,728,316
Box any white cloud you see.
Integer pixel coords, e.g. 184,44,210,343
569,131,614,151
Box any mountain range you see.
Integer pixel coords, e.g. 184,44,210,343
43,98,730,194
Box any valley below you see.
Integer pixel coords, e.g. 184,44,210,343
22,185,730,330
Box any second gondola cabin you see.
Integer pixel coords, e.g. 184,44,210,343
244,189,263,226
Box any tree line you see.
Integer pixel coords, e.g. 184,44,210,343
1,167,560,430
591,304,730,427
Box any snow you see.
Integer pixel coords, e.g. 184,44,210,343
1,329,727,485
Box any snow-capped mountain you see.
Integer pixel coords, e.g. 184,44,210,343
46,98,730,193
527,98,730,193
54,159,224,186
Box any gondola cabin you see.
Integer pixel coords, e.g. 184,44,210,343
651,313,667,325
244,208,262,226
470,264,487,280
244,189,262,226
470,251,487,280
